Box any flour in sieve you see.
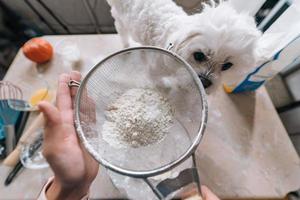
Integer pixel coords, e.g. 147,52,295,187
102,88,174,148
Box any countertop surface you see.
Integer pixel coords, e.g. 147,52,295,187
1,34,300,199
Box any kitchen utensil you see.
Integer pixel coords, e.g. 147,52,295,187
5,129,43,185
4,90,55,167
3,113,45,166
0,81,23,154
20,128,47,169
8,77,51,111
4,161,23,186
69,46,208,199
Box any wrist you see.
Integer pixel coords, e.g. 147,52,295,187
46,177,90,200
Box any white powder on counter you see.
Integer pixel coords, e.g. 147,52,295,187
102,88,174,148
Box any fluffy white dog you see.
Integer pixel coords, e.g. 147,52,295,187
107,0,269,90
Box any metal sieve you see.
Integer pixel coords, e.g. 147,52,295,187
69,45,208,199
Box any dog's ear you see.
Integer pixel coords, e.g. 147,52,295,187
255,32,285,64
168,28,202,55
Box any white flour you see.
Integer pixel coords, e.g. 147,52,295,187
102,88,174,148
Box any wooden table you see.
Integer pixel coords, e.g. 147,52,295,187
1,35,300,199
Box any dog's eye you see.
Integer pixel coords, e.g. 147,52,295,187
221,62,233,71
193,52,207,62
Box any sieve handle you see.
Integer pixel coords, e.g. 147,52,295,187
155,167,202,199
68,80,81,88
146,154,203,199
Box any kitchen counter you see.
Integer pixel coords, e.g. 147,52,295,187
1,34,300,199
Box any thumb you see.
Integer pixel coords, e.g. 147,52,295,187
38,101,61,126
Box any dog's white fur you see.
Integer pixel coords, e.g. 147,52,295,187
107,0,269,90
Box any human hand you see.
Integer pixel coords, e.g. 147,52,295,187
38,71,99,200
201,185,220,200
183,185,220,200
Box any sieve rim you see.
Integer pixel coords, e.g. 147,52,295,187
74,46,208,178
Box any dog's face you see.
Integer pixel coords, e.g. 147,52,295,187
171,2,264,92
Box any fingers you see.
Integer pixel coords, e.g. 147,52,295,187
56,71,82,112
38,101,60,126
201,185,220,200
56,73,72,112
70,71,81,107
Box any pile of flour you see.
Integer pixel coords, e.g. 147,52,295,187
102,88,174,148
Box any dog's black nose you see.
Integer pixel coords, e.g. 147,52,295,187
198,75,212,88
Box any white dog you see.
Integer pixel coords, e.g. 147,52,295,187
107,0,270,90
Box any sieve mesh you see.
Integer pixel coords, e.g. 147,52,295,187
74,47,207,177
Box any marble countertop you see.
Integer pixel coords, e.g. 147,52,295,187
1,34,300,199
